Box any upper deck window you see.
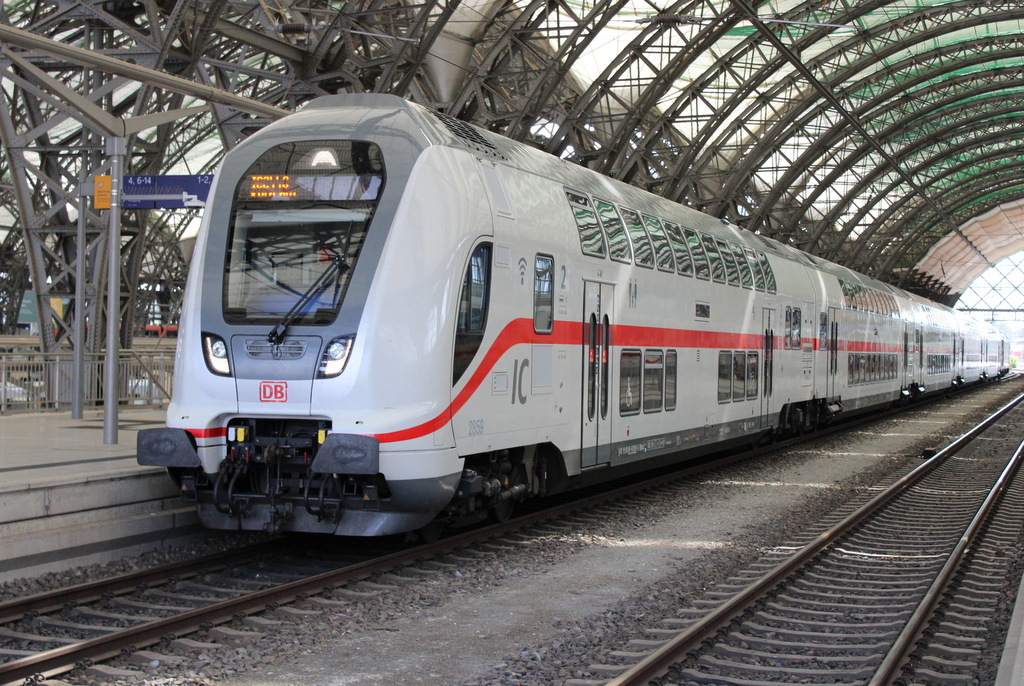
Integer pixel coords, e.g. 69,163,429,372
643,216,676,272
684,228,711,280
594,199,632,263
223,140,384,326
717,239,740,286
702,234,727,283
565,190,606,258
663,221,694,276
620,207,654,268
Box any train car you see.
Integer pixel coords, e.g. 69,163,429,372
137,94,1008,537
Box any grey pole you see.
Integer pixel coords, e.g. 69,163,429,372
72,161,86,419
102,137,125,444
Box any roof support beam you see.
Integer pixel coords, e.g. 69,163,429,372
730,0,992,269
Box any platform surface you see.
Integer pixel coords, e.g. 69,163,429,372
0,408,166,490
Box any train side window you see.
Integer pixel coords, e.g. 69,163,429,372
620,350,642,416
619,207,655,268
565,190,606,258
593,199,632,263
534,254,554,334
732,244,754,288
848,354,855,385
756,252,776,292
702,234,727,283
746,352,758,399
732,351,746,401
684,228,711,280
718,351,732,403
784,307,792,350
791,307,802,350
665,350,677,411
643,216,675,273
663,221,694,277
643,350,664,413
453,243,492,385
717,239,740,286
745,247,766,291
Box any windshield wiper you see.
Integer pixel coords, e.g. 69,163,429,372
267,253,347,345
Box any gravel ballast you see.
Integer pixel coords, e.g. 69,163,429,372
7,380,1021,686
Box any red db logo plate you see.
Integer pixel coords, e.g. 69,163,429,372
259,381,288,402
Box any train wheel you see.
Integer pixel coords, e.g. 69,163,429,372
489,498,515,523
488,462,528,523
415,519,445,543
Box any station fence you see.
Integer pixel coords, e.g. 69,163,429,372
0,350,174,415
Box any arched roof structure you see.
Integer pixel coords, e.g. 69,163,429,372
2,0,1024,348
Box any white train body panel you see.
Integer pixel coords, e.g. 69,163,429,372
137,94,1008,536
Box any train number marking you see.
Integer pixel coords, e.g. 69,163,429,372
468,419,485,436
259,381,288,402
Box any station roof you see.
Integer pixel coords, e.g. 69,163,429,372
2,0,1024,324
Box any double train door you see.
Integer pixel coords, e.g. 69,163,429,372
760,308,775,428
582,281,614,468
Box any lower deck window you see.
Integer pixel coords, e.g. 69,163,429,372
620,350,642,415
719,350,758,403
643,350,664,413
718,351,732,403
665,351,677,411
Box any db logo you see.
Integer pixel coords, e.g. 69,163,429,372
259,381,288,402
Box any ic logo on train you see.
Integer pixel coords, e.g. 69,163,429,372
259,381,288,402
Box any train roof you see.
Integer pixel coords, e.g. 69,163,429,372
293,95,969,325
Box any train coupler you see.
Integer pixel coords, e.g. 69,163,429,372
263,503,294,534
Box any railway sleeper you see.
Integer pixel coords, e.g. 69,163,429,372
710,643,883,667
910,667,974,686
763,603,913,622
30,616,122,636
694,654,878,681
740,620,900,643
752,611,905,632
725,633,889,655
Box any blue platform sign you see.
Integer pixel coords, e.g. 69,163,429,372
123,175,213,209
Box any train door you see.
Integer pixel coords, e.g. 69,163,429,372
903,325,912,384
581,281,614,468
827,306,840,398
760,307,775,427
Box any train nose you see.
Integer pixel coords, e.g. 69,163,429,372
231,335,323,413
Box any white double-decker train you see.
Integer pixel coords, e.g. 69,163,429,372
138,94,1008,537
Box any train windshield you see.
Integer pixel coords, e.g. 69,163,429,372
223,140,384,326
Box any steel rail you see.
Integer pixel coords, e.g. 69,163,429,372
867,434,1024,685
604,390,1024,686
0,542,295,625
1,380,1014,684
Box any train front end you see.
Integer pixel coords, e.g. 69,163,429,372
137,95,466,536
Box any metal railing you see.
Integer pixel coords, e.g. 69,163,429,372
0,351,175,414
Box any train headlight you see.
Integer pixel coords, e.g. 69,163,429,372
203,333,232,376
318,334,355,378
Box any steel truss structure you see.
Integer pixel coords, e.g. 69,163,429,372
3,0,1024,350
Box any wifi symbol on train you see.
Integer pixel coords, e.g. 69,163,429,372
518,257,528,285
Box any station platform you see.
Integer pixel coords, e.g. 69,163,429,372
0,408,202,583
997,565,1024,685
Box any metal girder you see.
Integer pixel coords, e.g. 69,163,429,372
5,0,1024,317
0,0,463,349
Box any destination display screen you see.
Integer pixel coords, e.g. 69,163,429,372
240,173,381,202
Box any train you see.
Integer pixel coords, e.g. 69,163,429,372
137,94,1009,537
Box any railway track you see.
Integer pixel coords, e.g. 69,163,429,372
583,390,1024,686
0,380,1016,686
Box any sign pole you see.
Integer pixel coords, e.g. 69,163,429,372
103,137,124,444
